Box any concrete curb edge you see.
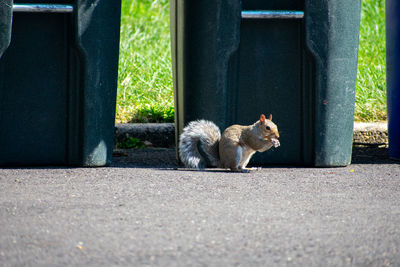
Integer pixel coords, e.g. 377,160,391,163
353,122,388,145
114,122,388,148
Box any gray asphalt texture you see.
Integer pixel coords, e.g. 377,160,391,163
1,145,399,266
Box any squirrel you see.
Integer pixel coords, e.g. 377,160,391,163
178,114,280,172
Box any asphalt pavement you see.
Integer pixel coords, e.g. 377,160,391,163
0,145,399,266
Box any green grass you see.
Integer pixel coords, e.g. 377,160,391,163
355,0,387,121
117,0,173,123
117,0,387,123
116,137,146,149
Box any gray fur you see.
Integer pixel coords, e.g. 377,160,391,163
178,120,221,169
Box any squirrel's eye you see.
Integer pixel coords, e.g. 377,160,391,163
266,126,271,131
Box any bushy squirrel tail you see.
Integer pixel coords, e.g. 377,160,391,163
179,120,221,169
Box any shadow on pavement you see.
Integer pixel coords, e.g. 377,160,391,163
111,145,399,168
351,144,399,164
112,148,179,168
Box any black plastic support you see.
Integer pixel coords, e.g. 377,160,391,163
0,0,121,166
0,0,13,58
386,0,400,160
171,0,361,166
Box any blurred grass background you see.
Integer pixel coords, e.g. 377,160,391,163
116,0,387,123
116,0,173,123
355,0,386,121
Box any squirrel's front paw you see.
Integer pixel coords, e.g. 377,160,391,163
271,138,280,148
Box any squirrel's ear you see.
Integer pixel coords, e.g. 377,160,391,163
260,114,266,123
268,114,273,120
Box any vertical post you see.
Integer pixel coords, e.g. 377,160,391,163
386,0,400,160
305,0,361,166
75,0,121,166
